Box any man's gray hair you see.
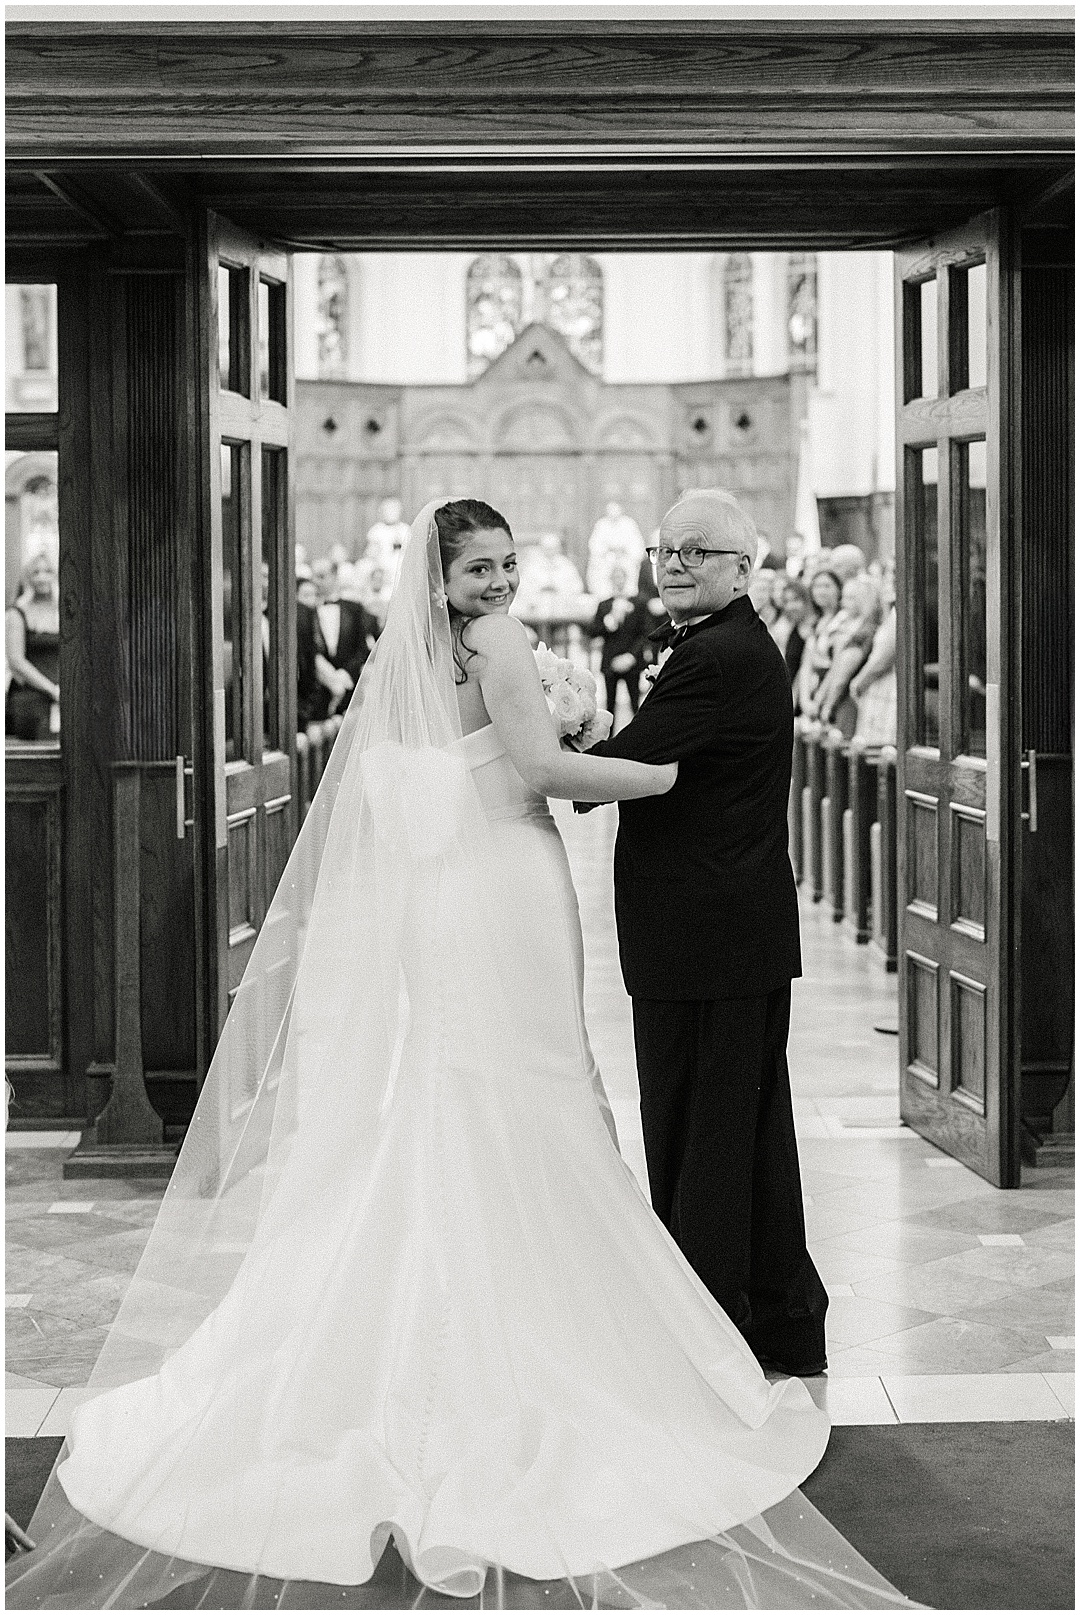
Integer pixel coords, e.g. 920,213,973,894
665,487,758,564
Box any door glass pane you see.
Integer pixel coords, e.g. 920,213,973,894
258,277,287,404
957,439,987,757
221,441,247,762
918,278,938,399
5,285,58,412
218,265,249,396
5,450,59,745
948,259,987,392
914,446,940,747
966,262,987,389
260,446,286,753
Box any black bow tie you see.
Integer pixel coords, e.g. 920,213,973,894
650,621,689,651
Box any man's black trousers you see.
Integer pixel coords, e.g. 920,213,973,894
631,986,828,1372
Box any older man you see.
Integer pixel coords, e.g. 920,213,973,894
580,488,827,1376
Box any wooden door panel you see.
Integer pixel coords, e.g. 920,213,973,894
895,209,1018,1186
204,214,296,1043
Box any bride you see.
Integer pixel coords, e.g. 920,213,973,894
7,499,911,1610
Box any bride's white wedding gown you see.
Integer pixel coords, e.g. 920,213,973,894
53,724,830,1594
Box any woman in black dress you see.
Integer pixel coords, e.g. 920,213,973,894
5,552,59,741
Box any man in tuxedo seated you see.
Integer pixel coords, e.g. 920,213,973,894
310,557,381,717
578,488,827,1377
586,562,651,720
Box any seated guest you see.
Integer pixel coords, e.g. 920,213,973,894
795,569,844,719
813,575,882,739
770,578,816,688
5,552,60,741
586,562,651,719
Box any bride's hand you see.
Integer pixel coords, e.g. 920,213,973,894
651,761,678,794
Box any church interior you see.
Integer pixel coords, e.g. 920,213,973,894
4,13,1074,1609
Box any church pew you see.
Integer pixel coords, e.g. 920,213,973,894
871,746,898,972
845,740,879,945
822,730,849,924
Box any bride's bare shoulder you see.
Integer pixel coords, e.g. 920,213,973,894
466,614,533,660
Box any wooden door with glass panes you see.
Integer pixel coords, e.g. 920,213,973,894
202,215,296,1044
894,210,1020,1186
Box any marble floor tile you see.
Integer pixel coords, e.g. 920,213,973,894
917,1243,1073,1291
803,1241,907,1287
1043,1373,1074,1416
804,1375,898,1425
5,1370,55,1390
830,1219,982,1266
977,1233,1025,1246
6,1387,60,1436
1025,1219,1075,1250
851,1262,1018,1317
907,1198,1064,1236
824,1296,939,1351
1045,1335,1075,1350
37,1385,98,1438
861,1316,1047,1375
882,1372,1068,1423
1000,1350,1076,1375
960,1287,1076,1335
6,1293,31,1307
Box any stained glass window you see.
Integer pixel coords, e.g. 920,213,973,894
788,252,818,373
542,254,603,375
316,256,349,379
723,255,753,377
467,255,524,379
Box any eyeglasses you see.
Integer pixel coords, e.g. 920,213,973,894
646,545,744,570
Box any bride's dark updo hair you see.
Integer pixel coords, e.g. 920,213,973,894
434,499,515,684
434,499,513,575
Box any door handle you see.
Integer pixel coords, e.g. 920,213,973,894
175,755,195,840
1020,749,1038,834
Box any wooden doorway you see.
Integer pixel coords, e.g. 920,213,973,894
894,211,1019,1185
199,216,297,1050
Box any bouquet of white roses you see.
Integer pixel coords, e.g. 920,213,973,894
534,643,614,751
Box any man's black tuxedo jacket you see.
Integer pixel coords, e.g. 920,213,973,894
585,594,801,1001
586,594,652,676
318,600,380,688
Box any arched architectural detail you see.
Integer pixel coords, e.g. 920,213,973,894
595,412,657,452
723,253,754,378
316,255,349,378
541,254,603,376
492,400,578,454
466,255,523,379
787,252,818,373
411,411,478,454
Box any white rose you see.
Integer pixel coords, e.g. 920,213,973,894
534,644,560,681
579,709,614,749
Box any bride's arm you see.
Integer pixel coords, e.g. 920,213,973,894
470,615,675,802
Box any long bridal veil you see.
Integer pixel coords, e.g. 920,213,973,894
6,501,915,1611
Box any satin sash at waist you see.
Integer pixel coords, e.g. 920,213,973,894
484,801,554,826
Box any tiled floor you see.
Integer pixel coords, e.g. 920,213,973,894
6,801,1073,1433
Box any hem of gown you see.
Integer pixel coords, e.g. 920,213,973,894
56,1430,831,1596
